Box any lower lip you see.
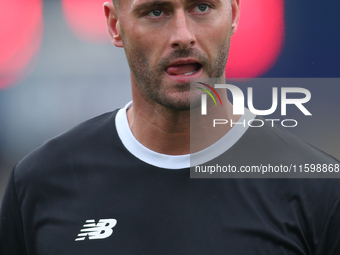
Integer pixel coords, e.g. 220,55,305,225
165,67,203,83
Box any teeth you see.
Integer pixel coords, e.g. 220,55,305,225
184,69,198,76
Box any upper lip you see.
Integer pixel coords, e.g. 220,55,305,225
166,58,202,68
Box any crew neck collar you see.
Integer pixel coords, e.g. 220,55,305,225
116,102,255,169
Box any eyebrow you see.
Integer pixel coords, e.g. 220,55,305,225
132,1,172,15
132,0,209,15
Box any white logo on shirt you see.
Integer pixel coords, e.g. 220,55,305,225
75,219,117,241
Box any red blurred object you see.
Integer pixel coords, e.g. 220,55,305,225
62,0,109,43
0,0,43,89
226,0,285,78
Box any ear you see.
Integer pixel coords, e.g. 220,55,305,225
231,0,240,35
104,2,123,47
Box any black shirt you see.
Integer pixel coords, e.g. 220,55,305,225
1,105,340,255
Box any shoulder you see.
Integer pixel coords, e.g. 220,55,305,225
13,110,120,186
236,117,339,164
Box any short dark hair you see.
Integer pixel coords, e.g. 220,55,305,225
112,0,119,8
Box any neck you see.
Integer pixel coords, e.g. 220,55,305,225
127,76,240,155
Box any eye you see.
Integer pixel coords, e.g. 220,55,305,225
194,4,210,13
148,9,163,17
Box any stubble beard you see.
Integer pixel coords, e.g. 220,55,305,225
125,41,230,111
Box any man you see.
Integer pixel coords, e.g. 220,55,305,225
1,0,340,254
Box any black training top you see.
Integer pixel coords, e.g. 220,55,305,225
1,105,340,255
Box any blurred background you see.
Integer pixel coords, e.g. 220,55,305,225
1,0,340,203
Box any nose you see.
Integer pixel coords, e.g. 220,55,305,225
170,11,196,50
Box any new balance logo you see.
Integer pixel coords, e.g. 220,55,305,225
75,219,117,241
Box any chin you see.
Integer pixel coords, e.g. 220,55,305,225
154,94,191,111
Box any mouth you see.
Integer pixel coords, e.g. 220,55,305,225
164,59,203,83
166,62,202,76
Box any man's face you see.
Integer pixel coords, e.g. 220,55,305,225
112,0,239,110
